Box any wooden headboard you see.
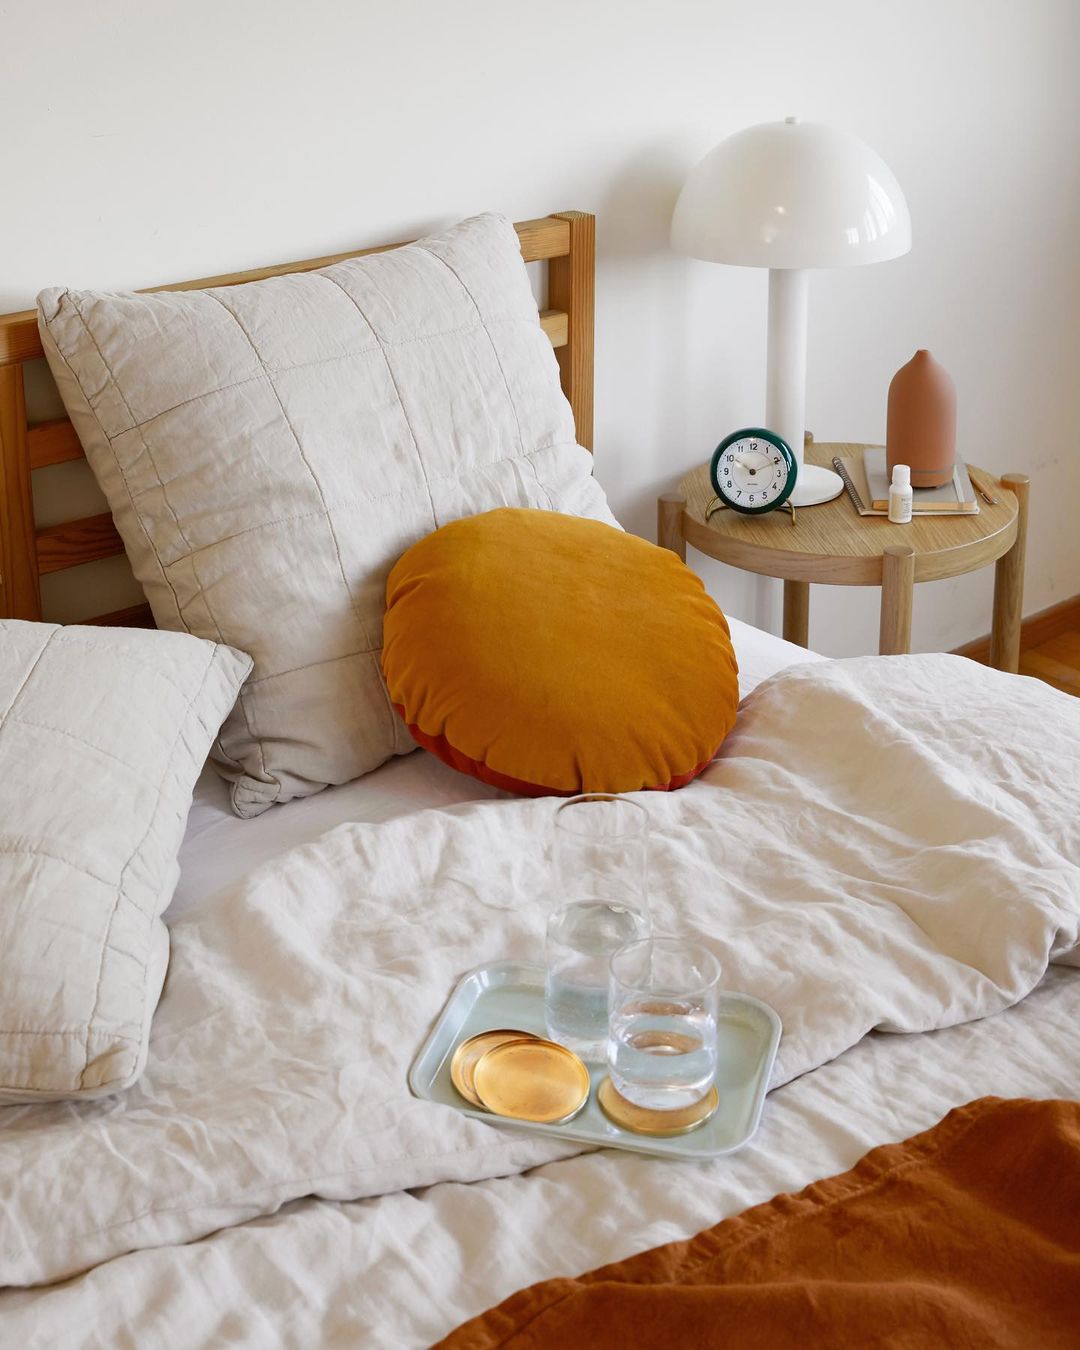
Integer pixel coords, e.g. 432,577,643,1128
0,210,595,626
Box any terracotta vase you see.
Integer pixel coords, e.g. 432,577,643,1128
886,350,957,488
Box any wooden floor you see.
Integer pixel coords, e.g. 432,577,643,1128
1019,627,1080,697
957,597,1080,697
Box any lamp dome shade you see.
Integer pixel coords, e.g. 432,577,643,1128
671,118,912,269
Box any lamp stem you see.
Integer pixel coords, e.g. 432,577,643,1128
765,268,843,507
766,268,808,473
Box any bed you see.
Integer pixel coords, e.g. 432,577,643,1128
1,212,1078,1348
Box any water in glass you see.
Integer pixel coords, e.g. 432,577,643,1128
545,899,649,1062
607,937,721,1111
608,996,718,1110
544,794,650,1062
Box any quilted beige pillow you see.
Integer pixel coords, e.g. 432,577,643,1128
0,621,250,1102
38,213,616,817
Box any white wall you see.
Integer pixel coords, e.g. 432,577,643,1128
4,0,1078,651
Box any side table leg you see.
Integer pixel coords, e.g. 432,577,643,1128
782,580,809,647
657,493,687,561
879,544,915,655
989,473,1030,673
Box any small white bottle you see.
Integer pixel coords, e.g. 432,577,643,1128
888,463,913,523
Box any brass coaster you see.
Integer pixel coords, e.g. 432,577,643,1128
597,1077,719,1137
451,1029,539,1108
473,1038,590,1125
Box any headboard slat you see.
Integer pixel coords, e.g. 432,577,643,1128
36,512,123,574
0,364,41,619
76,603,154,629
539,309,568,349
29,419,83,469
548,212,595,451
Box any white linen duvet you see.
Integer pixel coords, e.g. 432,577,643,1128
2,651,1079,1345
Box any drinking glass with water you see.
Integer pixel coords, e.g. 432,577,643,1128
607,937,720,1111
544,794,650,1062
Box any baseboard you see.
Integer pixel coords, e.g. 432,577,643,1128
953,593,1080,663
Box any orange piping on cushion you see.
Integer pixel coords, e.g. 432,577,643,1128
395,706,714,797
658,760,714,792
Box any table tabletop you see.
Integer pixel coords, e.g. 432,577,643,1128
677,442,1020,586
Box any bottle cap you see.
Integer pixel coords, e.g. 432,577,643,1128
891,464,911,488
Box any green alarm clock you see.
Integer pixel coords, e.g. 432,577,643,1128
709,428,798,516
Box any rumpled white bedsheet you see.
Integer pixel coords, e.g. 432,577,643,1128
1,654,1078,1294
169,613,813,919
5,969,1079,1346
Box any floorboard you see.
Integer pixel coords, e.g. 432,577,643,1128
960,618,1080,698
1018,626,1080,697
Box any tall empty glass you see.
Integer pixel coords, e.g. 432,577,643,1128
544,795,650,1061
608,938,720,1111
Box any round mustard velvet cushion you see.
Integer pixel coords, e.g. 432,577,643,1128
382,509,739,797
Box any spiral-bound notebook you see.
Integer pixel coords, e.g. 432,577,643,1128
832,448,979,516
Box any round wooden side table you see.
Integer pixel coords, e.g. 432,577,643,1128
658,442,1030,669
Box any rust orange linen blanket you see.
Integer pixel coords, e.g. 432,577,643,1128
438,1097,1080,1350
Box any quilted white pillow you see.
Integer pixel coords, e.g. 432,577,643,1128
38,213,617,817
0,621,250,1102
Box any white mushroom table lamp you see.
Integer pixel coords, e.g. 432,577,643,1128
672,118,912,506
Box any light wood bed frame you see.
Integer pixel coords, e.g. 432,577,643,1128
0,210,595,626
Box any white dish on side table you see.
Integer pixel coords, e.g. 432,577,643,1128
408,961,782,1161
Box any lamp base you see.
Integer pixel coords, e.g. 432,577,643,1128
791,462,844,507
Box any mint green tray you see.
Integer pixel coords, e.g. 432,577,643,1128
408,961,781,1160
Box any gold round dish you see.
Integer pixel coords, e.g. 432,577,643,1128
473,1038,590,1125
450,1029,539,1108
597,1077,720,1137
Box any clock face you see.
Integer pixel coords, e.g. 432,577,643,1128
709,429,796,515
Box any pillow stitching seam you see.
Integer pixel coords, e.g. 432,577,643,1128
42,632,213,699
101,316,534,438
0,626,54,727
7,715,175,786
202,291,374,657
56,299,242,788
244,646,378,689
413,244,555,512
312,269,440,744
67,292,197,560
77,644,218,1090
0,844,130,890
141,439,576,572
0,1028,140,1039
